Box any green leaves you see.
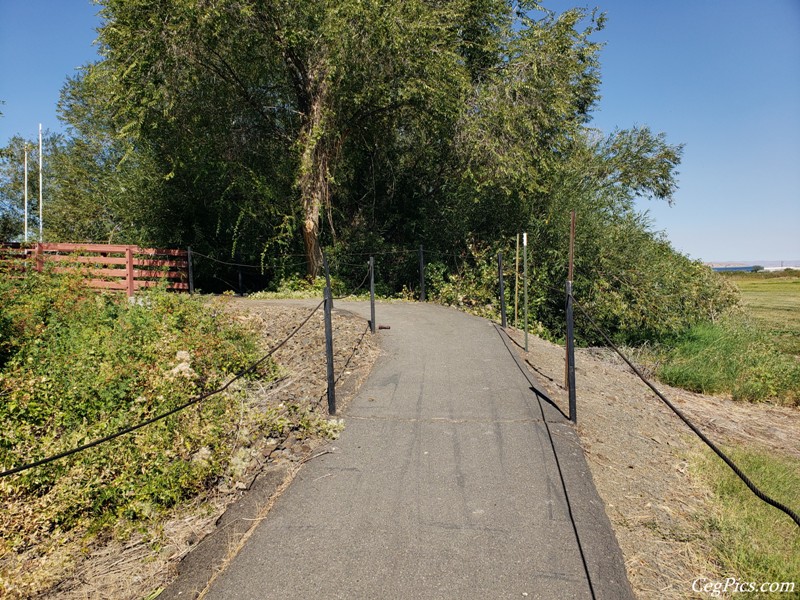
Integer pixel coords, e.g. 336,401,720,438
594,126,685,203
15,0,736,351
0,269,270,531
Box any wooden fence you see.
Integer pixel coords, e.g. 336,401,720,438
0,243,189,296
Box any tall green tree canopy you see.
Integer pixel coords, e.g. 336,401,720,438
92,0,472,274
0,1,734,344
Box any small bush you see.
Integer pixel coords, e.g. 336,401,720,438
425,243,502,320
251,273,351,299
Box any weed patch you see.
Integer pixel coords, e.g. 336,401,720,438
658,319,800,405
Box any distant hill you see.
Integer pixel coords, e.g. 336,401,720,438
706,260,800,270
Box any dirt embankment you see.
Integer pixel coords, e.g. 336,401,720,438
507,328,800,599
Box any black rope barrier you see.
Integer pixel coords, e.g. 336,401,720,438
192,251,312,276
330,248,416,257
314,321,372,410
0,300,325,479
333,266,371,300
328,259,372,269
571,295,800,529
191,251,270,270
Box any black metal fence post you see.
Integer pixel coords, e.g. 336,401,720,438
369,256,376,334
565,280,577,423
187,246,194,295
324,285,336,415
498,251,507,328
322,251,333,309
419,244,425,302
523,233,528,352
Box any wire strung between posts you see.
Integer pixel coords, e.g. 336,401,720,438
0,300,325,479
314,321,371,410
571,295,800,529
338,248,417,257
212,274,241,291
329,259,372,269
192,250,310,271
191,250,272,270
333,266,371,300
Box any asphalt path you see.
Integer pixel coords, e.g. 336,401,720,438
203,301,632,599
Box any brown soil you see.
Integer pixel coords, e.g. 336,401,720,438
506,327,800,599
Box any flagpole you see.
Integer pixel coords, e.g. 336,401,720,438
23,145,28,242
38,124,43,241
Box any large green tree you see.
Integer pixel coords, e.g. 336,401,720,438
47,64,167,244
41,1,735,344
94,0,469,275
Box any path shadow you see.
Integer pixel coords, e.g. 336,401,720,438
494,325,570,422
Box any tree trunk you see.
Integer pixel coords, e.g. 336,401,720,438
297,86,328,278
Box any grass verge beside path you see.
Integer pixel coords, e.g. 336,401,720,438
0,270,338,598
692,445,800,597
658,271,800,406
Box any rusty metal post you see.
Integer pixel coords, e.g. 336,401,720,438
126,246,135,296
565,211,577,422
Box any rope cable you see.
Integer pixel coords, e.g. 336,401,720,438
191,251,269,270
0,300,325,479
571,295,800,529
314,321,371,410
333,266,371,300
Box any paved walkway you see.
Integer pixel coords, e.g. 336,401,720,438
203,302,632,599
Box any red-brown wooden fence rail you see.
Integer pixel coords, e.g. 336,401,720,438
0,242,189,296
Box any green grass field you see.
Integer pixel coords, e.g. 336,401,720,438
686,273,800,594
693,446,800,597
726,271,800,356
658,270,800,405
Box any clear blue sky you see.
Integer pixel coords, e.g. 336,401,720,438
1,0,798,262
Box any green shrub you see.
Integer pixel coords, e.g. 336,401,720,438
425,244,503,320
0,268,274,543
250,273,352,299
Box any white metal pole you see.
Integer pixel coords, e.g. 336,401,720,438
38,124,43,241
23,145,28,242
